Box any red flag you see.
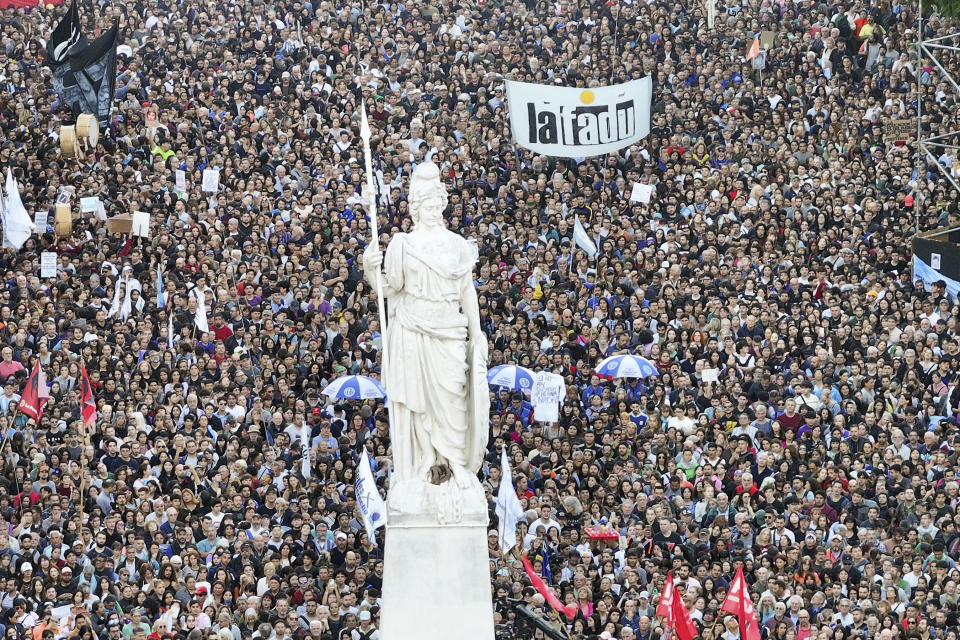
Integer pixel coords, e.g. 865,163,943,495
656,572,674,621
80,366,96,428
18,361,48,422
671,583,699,640
746,36,760,61
657,573,698,640
521,555,577,620
721,566,762,640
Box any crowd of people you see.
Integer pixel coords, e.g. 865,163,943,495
0,0,954,637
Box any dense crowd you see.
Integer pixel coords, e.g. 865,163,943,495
0,0,954,638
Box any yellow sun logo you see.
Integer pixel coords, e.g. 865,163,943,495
580,90,595,104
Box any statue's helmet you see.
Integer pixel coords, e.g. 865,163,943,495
409,161,448,225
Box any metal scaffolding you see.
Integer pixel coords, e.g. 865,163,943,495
916,0,960,231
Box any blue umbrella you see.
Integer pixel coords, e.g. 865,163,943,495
322,375,386,400
487,365,535,392
596,354,660,379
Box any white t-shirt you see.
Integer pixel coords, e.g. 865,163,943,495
532,372,565,423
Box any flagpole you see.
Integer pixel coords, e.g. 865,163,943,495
77,392,94,536
0,408,21,513
0,406,19,459
359,101,390,361
6,408,26,516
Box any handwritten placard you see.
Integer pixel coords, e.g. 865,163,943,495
40,252,57,278
131,211,150,237
884,119,913,142
202,168,220,193
531,371,564,423
631,183,654,204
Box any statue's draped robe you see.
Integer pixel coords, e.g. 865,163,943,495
382,229,487,484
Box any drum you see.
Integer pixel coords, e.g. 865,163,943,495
59,125,78,159
76,114,99,147
54,203,72,238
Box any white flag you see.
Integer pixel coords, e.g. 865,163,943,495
3,169,34,251
192,285,209,333
37,365,50,399
355,448,387,545
301,440,311,479
297,425,312,479
495,447,526,554
573,215,598,257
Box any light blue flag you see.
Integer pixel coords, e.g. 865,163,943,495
156,265,166,309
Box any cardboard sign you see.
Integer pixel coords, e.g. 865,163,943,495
932,253,942,270
34,210,47,233
40,252,57,278
175,169,186,191
884,119,913,142
132,211,150,237
106,214,133,235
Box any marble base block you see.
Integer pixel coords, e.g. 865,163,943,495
381,520,495,640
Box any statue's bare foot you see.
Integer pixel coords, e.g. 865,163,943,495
428,464,452,485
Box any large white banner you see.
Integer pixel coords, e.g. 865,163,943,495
506,76,652,157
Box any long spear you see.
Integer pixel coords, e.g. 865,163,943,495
359,101,389,354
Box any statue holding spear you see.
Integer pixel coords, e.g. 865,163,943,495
359,99,495,640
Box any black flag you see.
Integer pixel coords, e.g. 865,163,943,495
51,23,118,128
46,0,85,64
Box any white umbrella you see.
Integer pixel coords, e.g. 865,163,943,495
595,354,660,379
487,365,535,392
321,375,387,400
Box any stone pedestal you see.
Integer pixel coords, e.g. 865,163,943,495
380,478,495,640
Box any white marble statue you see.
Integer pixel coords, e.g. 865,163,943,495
362,162,489,501
366,162,495,640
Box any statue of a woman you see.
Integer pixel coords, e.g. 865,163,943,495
363,162,489,500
